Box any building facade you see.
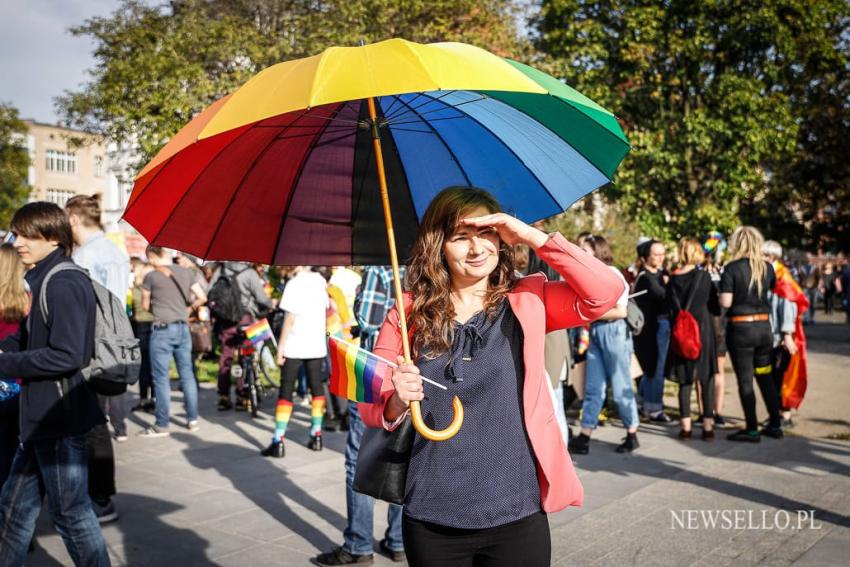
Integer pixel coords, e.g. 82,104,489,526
23,120,135,229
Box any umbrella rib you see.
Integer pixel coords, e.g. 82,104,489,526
384,90,458,123
269,103,349,265
389,94,473,188
387,95,488,125
381,91,429,122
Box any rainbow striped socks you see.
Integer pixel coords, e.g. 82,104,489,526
273,399,293,443
310,396,326,437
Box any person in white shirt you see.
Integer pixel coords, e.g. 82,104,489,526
65,193,129,524
568,235,640,455
262,267,329,458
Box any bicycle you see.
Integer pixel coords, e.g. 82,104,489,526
230,325,280,418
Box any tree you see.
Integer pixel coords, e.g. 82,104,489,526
0,103,30,230
57,0,524,172
534,1,849,245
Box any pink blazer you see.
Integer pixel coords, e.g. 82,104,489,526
361,233,625,513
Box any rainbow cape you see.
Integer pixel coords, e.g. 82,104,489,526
774,261,809,409
245,318,274,345
328,336,391,403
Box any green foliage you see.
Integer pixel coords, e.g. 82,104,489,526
535,0,849,250
0,104,30,229
57,0,524,171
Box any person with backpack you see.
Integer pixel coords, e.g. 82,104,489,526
209,261,274,411
666,238,720,441
139,246,207,437
0,202,110,566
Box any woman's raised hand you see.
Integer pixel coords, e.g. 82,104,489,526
461,212,549,249
391,356,424,406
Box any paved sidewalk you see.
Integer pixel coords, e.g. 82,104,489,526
30,319,850,566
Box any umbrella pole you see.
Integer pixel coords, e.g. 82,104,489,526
366,97,463,442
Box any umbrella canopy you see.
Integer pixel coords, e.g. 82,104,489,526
124,38,629,266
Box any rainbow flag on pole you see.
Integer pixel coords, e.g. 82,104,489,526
245,318,274,345
328,336,391,403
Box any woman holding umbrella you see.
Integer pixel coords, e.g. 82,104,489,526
361,187,624,567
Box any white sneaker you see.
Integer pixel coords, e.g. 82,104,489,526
139,425,170,438
187,420,200,432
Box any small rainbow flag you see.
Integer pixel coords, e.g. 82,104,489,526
245,318,274,345
328,336,391,403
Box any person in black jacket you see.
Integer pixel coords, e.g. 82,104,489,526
0,202,109,566
633,239,673,423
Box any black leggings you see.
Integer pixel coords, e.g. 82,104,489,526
727,321,781,431
402,512,550,567
679,376,714,422
278,357,324,401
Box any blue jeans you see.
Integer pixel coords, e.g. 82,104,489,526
150,322,198,428
581,320,639,430
0,435,109,566
344,403,403,555
638,318,670,413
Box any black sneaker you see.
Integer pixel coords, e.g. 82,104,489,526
760,426,784,439
217,397,233,411
727,429,761,442
92,499,119,524
714,414,727,428
378,539,405,563
568,432,590,455
648,411,672,424
308,435,323,451
616,433,640,453
694,415,704,427
781,418,795,429
261,442,285,458
314,547,374,566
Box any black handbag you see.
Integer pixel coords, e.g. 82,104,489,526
352,413,414,505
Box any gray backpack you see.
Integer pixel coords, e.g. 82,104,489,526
38,263,140,395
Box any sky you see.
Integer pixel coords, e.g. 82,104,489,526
0,0,121,123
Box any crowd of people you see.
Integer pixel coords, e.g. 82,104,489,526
0,189,847,566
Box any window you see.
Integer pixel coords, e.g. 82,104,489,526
45,150,77,174
45,189,75,206
94,156,104,177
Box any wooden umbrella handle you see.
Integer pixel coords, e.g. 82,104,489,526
367,97,463,442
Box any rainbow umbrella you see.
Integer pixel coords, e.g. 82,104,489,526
124,39,630,441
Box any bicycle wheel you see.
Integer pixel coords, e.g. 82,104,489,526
259,342,281,389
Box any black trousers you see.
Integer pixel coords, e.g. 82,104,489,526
402,512,551,567
278,357,324,401
772,346,792,412
86,422,115,504
727,321,781,431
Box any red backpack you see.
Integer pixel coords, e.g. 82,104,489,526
671,272,703,360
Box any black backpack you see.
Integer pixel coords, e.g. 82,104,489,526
207,268,245,323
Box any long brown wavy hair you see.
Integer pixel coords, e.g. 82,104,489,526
406,187,516,359
0,243,29,323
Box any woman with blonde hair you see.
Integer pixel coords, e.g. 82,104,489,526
666,238,720,441
361,187,624,567
0,243,30,486
719,226,782,442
